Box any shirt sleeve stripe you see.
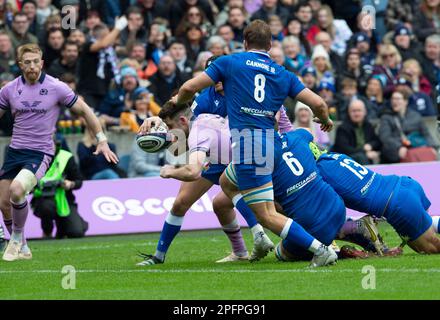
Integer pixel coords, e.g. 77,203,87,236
65,95,78,108
0,104,9,110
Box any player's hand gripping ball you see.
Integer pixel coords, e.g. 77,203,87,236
136,123,172,153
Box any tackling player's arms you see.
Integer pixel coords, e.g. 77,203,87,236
160,150,207,181
173,73,215,106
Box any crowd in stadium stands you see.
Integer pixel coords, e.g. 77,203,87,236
0,0,439,178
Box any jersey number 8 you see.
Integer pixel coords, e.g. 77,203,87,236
254,74,266,103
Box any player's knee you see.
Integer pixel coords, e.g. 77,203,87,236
9,181,26,203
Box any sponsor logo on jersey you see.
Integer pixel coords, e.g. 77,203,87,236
240,106,274,117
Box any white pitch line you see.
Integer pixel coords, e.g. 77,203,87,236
1,268,440,274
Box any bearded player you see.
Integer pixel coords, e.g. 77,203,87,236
0,44,118,261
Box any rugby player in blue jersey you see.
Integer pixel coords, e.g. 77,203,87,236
171,20,337,266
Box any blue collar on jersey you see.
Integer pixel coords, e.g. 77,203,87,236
21,72,46,84
248,50,270,58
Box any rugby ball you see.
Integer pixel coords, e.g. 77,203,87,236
136,124,171,153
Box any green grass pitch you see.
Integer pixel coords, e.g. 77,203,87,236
1,222,440,300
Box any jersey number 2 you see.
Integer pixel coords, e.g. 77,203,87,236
282,152,304,176
254,74,266,103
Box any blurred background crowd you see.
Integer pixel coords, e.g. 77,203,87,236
0,0,439,181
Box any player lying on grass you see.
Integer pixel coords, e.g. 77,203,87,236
222,128,384,265
0,43,118,261
171,20,337,267
304,146,440,255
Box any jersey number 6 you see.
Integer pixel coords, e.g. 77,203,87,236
282,152,304,176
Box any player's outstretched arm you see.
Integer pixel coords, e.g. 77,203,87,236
70,98,119,164
160,151,207,182
172,73,215,106
296,88,333,132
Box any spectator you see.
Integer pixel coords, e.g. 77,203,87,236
379,91,438,163
31,138,88,239
294,1,319,45
250,0,289,25
332,99,381,165
78,0,109,25
47,40,79,78
365,75,388,118
386,0,416,31
193,50,213,70
269,46,295,72
206,35,227,56
60,72,77,91
77,18,128,110
311,44,334,85
268,14,284,43
117,6,147,52
392,25,423,62
349,32,375,70
7,12,38,47
394,76,437,117
180,23,206,63
136,0,168,30
149,55,191,106
282,35,307,74
293,101,330,148
341,48,370,94
420,34,440,88
315,31,344,75
0,31,18,75
373,44,402,96
354,9,380,51
401,58,432,96
146,18,169,66
39,13,62,43
336,77,374,121
216,0,247,27
317,80,338,121
36,0,60,28
217,24,244,53
227,6,247,43
67,28,86,49
175,5,212,38
77,122,123,180
315,4,352,56
98,66,140,127
80,9,102,35
285,18,311,56
167,40,193,77
300,66,318,92
169,0,215,33
127,136,164,178
413,0,440,43
0,1,13,28
120,87,160,132
43,28,64,68
22,0,42,38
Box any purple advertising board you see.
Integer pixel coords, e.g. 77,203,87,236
15,161,440,239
